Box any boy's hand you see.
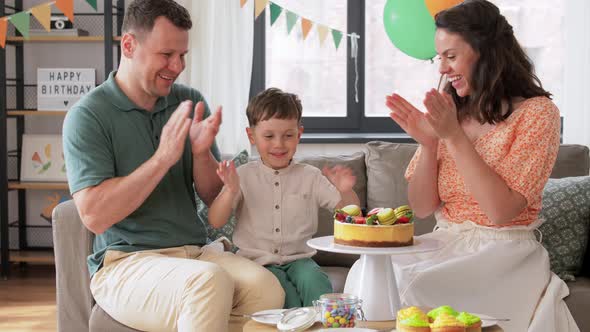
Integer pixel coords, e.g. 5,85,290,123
322,165,356,193
216,160,240,194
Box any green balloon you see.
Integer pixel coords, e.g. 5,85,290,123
383,0,437,60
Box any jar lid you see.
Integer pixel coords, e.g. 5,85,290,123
277,307,317,332
317,293,361,306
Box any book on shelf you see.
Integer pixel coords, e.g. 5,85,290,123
29,29,90,37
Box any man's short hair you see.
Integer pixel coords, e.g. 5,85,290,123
122,0,192,34
246,88,303,127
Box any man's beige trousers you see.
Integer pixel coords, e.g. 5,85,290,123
90,244,285,332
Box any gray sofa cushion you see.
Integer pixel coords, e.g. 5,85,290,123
89,305,140,332
364,141,436,236
298,152,367,267
565,277,590,332
550,145,590,179
200,149,249,250
538,176,590,281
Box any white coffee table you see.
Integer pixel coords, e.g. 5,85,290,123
308,235,442,321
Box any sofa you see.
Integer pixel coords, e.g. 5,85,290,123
52,142,590,332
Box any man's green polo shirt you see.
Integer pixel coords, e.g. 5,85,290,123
63,71,220,277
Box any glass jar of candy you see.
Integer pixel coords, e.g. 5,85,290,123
313,293,364,328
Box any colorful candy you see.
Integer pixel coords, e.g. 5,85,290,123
314,293,362,328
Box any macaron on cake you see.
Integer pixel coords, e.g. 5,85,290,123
333,204,414,247
396,307,430,332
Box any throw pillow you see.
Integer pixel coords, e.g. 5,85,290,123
196,150,249,251
538,176,590,281
363,141,437,236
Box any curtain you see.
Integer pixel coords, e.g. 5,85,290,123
563,0,590,147
178,0,253,155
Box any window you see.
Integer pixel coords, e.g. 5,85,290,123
251,0,564,140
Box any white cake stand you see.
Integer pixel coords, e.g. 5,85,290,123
307,235,442,321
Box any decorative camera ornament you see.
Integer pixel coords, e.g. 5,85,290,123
50,16,73,30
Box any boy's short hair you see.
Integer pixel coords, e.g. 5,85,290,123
246,88,302,127
122,0,192,35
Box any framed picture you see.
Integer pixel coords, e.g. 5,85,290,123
20,134,67,182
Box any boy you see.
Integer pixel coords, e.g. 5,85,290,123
208,88,360,308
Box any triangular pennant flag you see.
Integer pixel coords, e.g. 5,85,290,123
332,29,343,50
301,18,313,40
255,0,268,19
55,0,75,23
85,0,98,10
317,24,329,46
31,3,52,32
240,0,248,8
10,12,31,39
269,2,282,26
0,19,7,48
285,11,298,35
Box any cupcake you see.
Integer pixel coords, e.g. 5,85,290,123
427,305,459,322
430,312,466,332
397,313,431,332
456,312,482,332
396,307,430,332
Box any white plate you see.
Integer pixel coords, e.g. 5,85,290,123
250,309,286,325
471,313,500,328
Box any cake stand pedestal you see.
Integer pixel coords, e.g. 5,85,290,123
307,235,442,321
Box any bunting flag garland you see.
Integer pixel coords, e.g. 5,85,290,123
332,29,343,50
255,0,269,19
10,11,31,39
0,18,7,48
0,0,97,48
244,0,363,102
317,24,329,46
248,1,360,52
301,18,312,40
285,11,298,35
269,2,282,26
55,0,74,23
240,0,248,9
85,0,97,11
31,3,52,32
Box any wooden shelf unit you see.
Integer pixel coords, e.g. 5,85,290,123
6,36,121,42
8,182,69,190
10,250,54,264
1,1,125,277
7,110,68,116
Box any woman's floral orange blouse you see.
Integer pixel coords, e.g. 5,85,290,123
405,96,561,227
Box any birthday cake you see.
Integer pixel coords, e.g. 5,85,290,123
333,205,414,247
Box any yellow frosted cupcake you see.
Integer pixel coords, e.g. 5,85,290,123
430,312,466,332
456,312,482,332
427,305,459,323
396,307,429,332
397,313,430,332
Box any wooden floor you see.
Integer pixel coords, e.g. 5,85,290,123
0,264,57,332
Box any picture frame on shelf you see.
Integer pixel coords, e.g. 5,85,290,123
20,134,67,182
37,68,96,111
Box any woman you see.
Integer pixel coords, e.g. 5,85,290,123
382,0,578,330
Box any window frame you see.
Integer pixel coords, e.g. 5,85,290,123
250,0,407,140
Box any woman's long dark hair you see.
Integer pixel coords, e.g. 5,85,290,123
436,0,551,124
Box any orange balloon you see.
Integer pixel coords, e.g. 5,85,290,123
425,0,464,18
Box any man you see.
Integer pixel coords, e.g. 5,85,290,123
62,0,284,331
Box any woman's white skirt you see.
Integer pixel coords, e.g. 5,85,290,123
347,212,579,331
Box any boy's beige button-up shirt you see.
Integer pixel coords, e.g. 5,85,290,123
231,160,341,266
